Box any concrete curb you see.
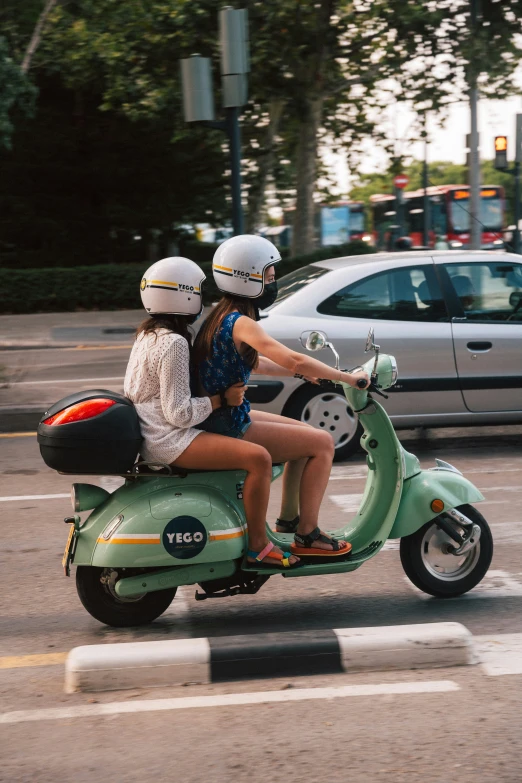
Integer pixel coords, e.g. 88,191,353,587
65,622,474,693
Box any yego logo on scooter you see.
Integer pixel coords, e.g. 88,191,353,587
162,515,207,560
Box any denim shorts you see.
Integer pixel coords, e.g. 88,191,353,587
196,407,251,439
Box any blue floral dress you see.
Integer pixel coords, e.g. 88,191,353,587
196,312,252,437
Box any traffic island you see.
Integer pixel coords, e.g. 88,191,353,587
65,622,474,693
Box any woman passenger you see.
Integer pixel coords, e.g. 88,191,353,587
124,256,299,570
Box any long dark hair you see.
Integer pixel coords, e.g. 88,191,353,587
136,314,194,345
192,295,259,370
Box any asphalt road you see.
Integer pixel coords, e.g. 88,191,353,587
1,428,522,783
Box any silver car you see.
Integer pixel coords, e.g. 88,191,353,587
247,250,522,459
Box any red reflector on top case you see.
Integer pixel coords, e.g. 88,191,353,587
43,399,116,426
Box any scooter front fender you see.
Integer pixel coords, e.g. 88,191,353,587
389,469,484,540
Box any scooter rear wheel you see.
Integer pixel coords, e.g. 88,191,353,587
400,504,493,598
76,566,177,627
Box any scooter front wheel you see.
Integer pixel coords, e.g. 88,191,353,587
76,566,177,627
400,504,493,598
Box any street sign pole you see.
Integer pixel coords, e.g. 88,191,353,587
393,174,409,246
422,119,429,248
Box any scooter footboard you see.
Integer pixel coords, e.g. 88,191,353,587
388,469,484,540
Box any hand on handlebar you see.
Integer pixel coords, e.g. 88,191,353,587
224,382,246,407
345,369,370,389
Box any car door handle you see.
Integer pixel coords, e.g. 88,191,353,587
467,341,492,351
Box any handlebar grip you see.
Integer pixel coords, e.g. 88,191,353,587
356,378,368,389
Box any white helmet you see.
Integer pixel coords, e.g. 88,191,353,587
140,257,205,316
212,234,281,298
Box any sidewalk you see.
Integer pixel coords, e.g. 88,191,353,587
0,310,142,349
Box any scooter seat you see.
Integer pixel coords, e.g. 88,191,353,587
134,460,284,478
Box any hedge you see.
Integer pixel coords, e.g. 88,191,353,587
0,241,375,314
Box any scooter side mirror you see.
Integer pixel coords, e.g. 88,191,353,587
303,331,327,352
365,328,375,353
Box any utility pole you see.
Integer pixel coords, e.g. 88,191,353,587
469,0,481,250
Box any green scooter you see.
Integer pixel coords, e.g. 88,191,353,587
48,328,493,627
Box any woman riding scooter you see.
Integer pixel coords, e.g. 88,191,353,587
193,235,370,561
124,256,300,570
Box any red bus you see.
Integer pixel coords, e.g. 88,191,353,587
370,185,505,251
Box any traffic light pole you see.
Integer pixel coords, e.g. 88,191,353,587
227,107,244,235
203,111,244,236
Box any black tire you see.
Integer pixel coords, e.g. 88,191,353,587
76,566,177,627
283,383,363,461
400,504,493,598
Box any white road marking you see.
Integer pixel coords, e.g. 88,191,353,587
329,494,364,512
382,540,400,551
0,493,69,503
478,485,522,493
405,569,522,600
0,680,459,725
99,476,125,492
7,376,124,386
475,633,522,676
329,474,366,481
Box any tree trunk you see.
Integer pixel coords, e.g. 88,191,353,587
245,99,285,233
21,0,59,74
291,95,323,256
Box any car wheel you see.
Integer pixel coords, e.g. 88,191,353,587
283,383,362,460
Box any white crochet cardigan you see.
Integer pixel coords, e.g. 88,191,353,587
124,329,212,465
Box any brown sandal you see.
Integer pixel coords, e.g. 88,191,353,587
290,527,352,558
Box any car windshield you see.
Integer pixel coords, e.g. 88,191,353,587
265,265,329,310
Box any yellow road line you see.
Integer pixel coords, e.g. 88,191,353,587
0,652,67,669
0,432,37,438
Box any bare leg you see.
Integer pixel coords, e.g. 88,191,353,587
244,421,343,551
172,432,298,563
249,410,311,521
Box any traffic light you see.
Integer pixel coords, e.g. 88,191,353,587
494,136,508,170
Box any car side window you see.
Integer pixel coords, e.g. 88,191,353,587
317,265,448,322
444,261,522,322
